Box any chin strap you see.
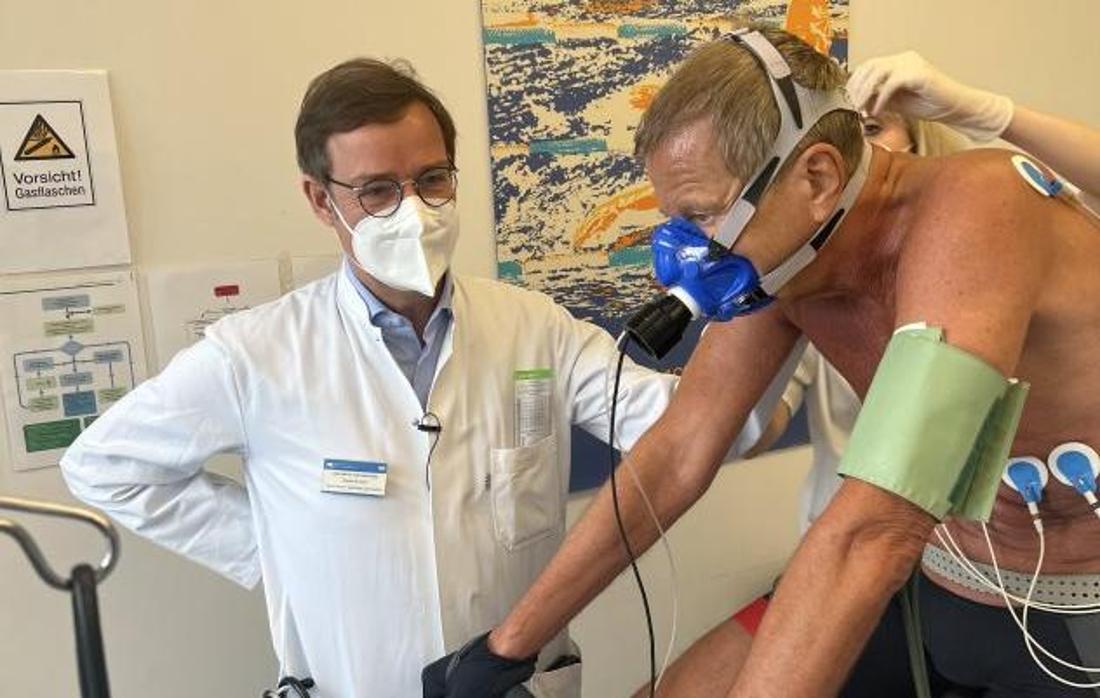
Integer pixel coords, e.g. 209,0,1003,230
758,141,872,295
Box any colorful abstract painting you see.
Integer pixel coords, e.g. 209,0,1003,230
480,0,849,488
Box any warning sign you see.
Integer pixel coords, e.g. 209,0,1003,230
14,114,75,161
0,70,130,274
0,100,95,210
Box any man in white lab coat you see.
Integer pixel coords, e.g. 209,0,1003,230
60,59,774,697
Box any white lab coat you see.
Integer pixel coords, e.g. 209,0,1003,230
779,345,861,534
61,271,771,698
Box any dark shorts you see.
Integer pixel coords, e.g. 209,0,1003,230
843,572,1100,698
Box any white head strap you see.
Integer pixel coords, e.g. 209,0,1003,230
757,141,870,295
713,29,861,251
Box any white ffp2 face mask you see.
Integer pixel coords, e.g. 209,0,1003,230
330,197,459,296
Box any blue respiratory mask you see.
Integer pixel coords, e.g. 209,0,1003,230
651,217,772,322
625,29,870,359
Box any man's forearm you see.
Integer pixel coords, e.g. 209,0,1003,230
491,434,715,659
729,480,935,697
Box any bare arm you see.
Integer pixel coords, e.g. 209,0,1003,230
733,480,933,695
490,305,801,659
729,163,1051,696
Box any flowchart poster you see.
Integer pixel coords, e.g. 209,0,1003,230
0,270,146,471
0,70,131,273
144,260,282,370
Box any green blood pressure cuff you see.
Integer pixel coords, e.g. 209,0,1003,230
837,327,1030,522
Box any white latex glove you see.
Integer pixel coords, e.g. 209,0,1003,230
847,51,1014,142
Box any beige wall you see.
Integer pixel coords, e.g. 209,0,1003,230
851,0,1100,125
0,0,499,277
0,0,1096,696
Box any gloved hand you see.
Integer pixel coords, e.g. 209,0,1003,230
847,51,1013,142
422,631,537,698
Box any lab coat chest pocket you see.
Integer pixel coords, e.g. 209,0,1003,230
490,435,561,551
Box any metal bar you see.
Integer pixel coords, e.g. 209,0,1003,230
71,564,111,698
0,496,119,587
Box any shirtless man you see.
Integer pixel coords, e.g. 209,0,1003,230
423,27,1100,697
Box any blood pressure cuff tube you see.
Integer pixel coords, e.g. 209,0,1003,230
837,327,1030,522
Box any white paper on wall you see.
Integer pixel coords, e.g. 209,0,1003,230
143,260,281,369
0,269,147,471
0,70,131,273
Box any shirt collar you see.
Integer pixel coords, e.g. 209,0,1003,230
341,257,453,328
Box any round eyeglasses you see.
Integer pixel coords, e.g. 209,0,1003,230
327,166,458,218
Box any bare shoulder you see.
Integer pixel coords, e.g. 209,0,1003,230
894,150,1056,374
907,149,1051,248
897,149,1058,279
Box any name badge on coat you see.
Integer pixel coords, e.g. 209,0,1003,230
322,459,387,497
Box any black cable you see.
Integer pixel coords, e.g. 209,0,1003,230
609,338,656,698
419,412,442,491
425,431,441,491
